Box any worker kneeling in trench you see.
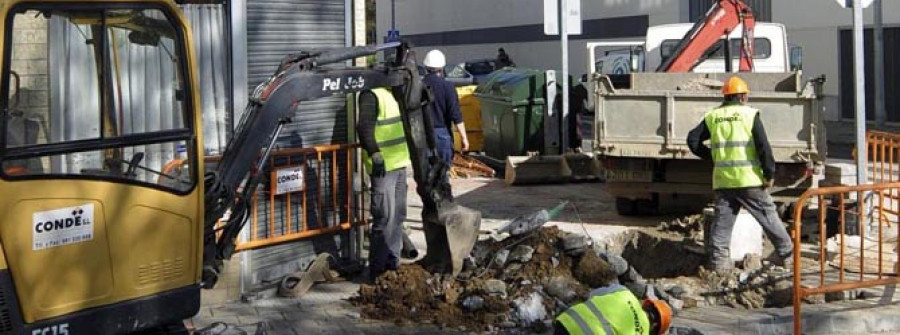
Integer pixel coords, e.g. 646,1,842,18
553,283,673,335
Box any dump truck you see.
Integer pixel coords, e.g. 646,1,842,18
594,72,825,215
589,0,826,215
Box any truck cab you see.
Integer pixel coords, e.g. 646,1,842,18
587,22,793,76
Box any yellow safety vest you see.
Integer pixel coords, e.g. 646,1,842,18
704,104,766,189
555,285,651,335
364,88,411,172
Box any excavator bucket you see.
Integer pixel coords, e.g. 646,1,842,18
505,154,571,185
419,202,482,276
504,153,601,185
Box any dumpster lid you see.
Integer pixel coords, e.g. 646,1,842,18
475,68,545,97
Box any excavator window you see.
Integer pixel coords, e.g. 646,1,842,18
0,5,196,193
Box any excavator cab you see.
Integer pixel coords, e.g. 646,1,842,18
0,0,481,333
0,1,204,333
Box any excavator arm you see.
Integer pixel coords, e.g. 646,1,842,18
201,42,455,287
656,0,756,72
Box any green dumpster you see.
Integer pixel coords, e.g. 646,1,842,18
475,68,554,160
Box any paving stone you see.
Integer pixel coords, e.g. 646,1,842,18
236,314,276,325
264,319,298,332
196,307,214,318
255,305,295,317
190,316,240,328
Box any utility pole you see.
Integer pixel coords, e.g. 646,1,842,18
559,0,569,153
851,0,871,232
853,0,867,187
874,0,885,126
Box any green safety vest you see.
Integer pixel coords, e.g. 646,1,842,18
555,285,651,335
704,104,766,189
364,88,411,172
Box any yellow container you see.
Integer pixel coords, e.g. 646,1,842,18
453,85,484,152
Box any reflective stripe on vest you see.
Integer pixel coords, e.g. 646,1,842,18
364,88,411,172
555,285,650,335
704,104,765,189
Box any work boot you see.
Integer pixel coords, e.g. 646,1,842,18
774,252,794,270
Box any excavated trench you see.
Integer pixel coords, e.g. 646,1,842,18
618,231,705,279
602,227,797,309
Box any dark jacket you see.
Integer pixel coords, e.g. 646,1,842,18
686,102,776,180
356,91,381,156
422,73,462,131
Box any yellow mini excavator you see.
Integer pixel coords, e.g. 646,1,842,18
0,0,480,333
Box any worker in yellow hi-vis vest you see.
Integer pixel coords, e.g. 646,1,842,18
357,88,412,282
686,76,794,273
553,284,672,335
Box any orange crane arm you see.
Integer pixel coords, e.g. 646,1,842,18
656,0,756,72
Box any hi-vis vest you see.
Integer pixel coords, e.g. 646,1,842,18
704,104,766,189
555,285,651,335
364,88,411,172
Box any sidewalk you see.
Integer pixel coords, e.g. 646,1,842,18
194,177,900,334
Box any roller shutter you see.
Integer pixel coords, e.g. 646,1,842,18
245,0,351,287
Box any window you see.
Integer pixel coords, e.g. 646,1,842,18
1,6,195,193
660,38,772,62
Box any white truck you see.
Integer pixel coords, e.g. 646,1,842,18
587,19,825,216
589,23,801,74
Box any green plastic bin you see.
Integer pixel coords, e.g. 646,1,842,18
474,68,551,159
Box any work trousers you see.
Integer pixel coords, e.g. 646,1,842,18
368,168,408,277
433,128,454,165
710,187,794,270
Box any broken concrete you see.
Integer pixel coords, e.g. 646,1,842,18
351,227,616,332
508,245,535,263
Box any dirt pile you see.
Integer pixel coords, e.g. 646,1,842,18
351,227,616,332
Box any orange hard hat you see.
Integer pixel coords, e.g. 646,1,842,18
722,76,749,96
643,299,673,335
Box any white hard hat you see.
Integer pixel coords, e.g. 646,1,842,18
423,49,446,69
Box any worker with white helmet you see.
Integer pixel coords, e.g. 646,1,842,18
422,49,468,172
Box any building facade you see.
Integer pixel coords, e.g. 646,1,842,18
378,0,900,122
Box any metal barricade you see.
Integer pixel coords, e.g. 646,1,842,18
792,182,900,334
867,130,900,184
208,144,364,252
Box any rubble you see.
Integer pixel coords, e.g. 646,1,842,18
483,279,508,297
742,253,763,272
545,276,579,303
353,214,829,331
561,233,588,256
351,227,614,331
599,252,629,276
492,249,510,268
461,296,485,311
508,245,535,263
513,292,547,328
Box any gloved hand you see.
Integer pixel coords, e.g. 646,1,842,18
371,152,386,178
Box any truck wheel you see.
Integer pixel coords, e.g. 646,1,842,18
616,197,637,216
